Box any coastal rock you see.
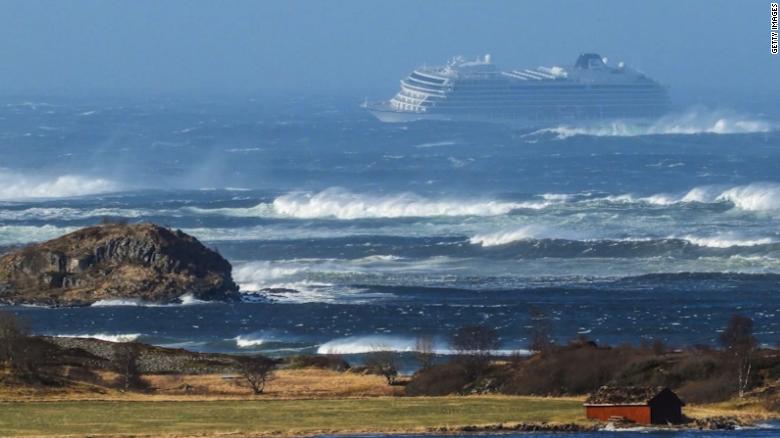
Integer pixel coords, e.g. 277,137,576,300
0,223,239,306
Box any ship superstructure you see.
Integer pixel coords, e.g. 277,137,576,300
365,53,670,126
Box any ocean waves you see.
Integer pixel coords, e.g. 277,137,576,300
3,183,780,226
316,334,527,356
188,184,780,220
190,187,552,220
228,250,780,304
0,170,120,200
526,108,775,139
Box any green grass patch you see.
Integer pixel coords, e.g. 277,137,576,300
0,397,584,436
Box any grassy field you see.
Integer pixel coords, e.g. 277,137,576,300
0,396,584,437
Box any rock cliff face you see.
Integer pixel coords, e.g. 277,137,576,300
0,223,239,306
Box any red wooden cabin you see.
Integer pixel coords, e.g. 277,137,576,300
584,386,684,425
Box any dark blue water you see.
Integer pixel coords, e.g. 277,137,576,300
1,96,779,356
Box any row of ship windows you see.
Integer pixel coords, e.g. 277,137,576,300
396,92,669,102
396,94,669,105
392,102,670,111
409,72,446,84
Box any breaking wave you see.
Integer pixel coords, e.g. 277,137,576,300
191,188,551,219
0,171,119,200
0,207,146,221
234,334,265,348
469,225,585,247
316,335,528,356
679,234,777,249
184,183,780,222
233,260,388,304
529,108,774,139
599,183,780,212
0,224,78,246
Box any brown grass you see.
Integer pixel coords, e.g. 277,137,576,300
0,368,401,402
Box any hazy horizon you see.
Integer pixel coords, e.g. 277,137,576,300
1,0,778,104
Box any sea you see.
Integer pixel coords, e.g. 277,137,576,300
1,95,779,360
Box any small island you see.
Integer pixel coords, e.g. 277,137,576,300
0,223,239,306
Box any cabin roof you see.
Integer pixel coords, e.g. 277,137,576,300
584,386,676,405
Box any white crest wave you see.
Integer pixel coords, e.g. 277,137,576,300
0,225,78,246
604,183,780,212
469,225,549,247
0,170,119,200
529,108,774,139
234,335,265,348
192,188,552,220
316,335,528,356
680,234,776,248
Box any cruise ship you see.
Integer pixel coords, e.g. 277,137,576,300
365,53,670,126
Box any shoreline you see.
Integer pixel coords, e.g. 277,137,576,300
0,395,777,437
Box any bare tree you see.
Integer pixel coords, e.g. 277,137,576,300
450,325,500,379
719,314,757,398
237,356,275,395
113,343,144,391
364,348,399,385
414,335,435,370
0,310,37,377
528,306,554,353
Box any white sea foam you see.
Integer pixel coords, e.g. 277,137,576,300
194,188,552,220
528,108,774,139
233,259,400,304
316,335,528,356
716,183,780,211
234,335,265,348
91,299,145,307
0,207,146,221
233,261,305,291
272,189,539,219
469,225,546,247
0,224,78,245
178,294,209,305
413,140,457,148
468,224,594,247
680,234,776,248
0,170,119,200
598,183,780,212
54,333,141,343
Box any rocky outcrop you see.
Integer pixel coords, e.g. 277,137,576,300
0,223,239,306
43,336,249,374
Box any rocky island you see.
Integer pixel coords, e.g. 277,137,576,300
0,223,239,306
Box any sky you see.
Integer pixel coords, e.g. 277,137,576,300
1,0,778,100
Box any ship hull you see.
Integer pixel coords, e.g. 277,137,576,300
367,107,660,130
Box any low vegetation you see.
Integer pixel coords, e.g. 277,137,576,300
1,310,779,437
404,312,780,411
0,397,584,437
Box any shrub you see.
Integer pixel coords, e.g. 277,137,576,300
363,350,399,385
285,355,350,371
237,355,275,395
405,363,471,396
113,343,147,391
677,374,735,404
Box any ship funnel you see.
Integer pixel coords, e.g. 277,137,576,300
484,54,491,64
